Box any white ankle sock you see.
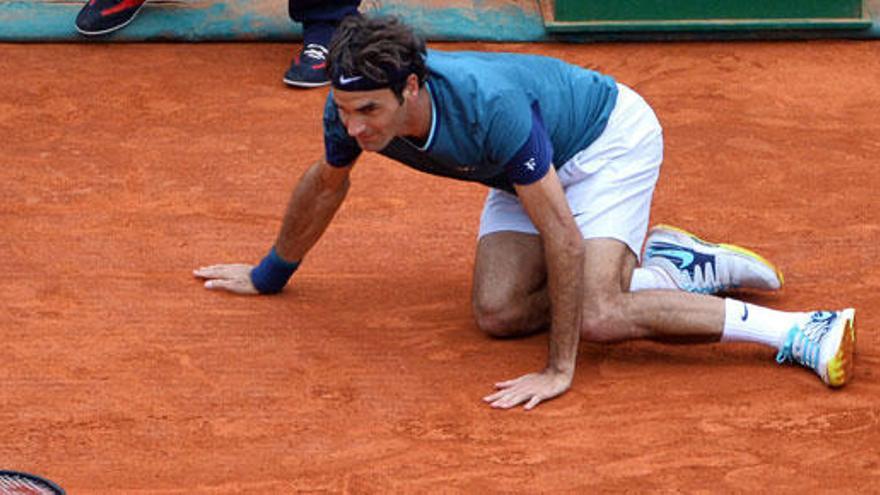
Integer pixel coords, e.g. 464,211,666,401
630,266,679,291
721,298,808,349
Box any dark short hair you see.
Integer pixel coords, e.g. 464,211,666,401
328,15,428,101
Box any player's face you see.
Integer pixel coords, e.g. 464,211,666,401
333,88,408,152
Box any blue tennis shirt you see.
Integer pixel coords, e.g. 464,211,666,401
323,49,618,193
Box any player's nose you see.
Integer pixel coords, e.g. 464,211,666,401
346,118,366,137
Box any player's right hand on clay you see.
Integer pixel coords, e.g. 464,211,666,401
193,264,259,295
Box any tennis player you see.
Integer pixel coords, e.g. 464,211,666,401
195,15,856,410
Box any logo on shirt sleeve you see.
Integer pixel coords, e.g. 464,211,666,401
523,157,537,171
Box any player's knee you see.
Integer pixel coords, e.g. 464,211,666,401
473,307,517,338
472,294,520,338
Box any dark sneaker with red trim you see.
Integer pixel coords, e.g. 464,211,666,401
283,43,331,88
76,0,147,36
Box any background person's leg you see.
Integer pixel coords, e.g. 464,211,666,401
284,0,361,87
289,0,361,24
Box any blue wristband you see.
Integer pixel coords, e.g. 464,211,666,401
250,246,300,294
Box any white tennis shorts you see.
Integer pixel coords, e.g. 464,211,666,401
478,83,663,259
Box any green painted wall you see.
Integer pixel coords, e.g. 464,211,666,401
556,0,863,22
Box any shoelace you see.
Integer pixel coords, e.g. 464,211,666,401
775,313,836,370
302,43,328,62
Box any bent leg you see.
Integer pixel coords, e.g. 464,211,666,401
471,231,550,338
472,234,726,343
583,237,858,387
579,237,725,344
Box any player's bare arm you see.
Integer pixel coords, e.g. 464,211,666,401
274,157,353,261
483,166,584,410
193,158,353,294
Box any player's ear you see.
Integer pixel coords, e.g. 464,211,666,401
404,73,420,99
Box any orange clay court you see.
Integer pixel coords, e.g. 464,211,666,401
1,41,879,492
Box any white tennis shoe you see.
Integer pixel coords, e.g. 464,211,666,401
643,224,783,294
775,309,856,387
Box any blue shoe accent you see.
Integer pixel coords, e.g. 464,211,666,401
775,311,839,372
776,326,819,369
645,241,719,293
645,241,716,279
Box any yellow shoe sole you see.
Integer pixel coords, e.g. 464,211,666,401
826,308,856,387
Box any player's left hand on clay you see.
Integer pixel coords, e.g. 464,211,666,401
482,368,573,410
193,263,259,295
